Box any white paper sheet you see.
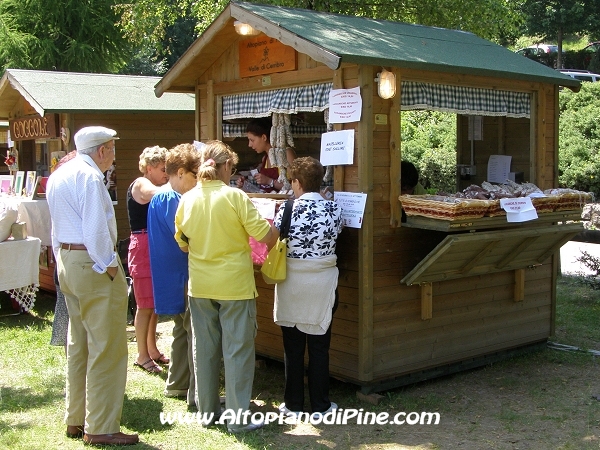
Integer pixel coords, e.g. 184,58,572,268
500,197,538,222
320,130,354,166
328,87,362,123
334,191,367,228
487,155,512,183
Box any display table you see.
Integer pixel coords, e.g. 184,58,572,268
0,237,42,311
0,197,51,246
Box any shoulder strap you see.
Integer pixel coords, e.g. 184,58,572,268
279,199,293,239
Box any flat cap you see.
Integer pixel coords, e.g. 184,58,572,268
74,126,119,151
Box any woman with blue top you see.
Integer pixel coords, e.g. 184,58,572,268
148,143,200,405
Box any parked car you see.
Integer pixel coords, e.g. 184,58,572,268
515,44,558,58
559,69,600,82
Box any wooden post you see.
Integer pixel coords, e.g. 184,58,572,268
389,68,402,227
421,283,433,320
357,64,374,382
514,269,525,302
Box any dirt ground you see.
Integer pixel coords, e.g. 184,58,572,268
154,320,600,450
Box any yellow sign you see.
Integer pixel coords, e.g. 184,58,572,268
239,36,297,78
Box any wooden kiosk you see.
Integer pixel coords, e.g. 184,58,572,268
0,70,196,291
155,1,583,392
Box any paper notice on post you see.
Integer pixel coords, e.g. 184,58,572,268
500,197,538,222
250,197,277,220
334,191,367,228
320,130,354,166
487,155,512,183
328,87,362,123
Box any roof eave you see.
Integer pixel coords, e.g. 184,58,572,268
155,2,341,97
230,2,340,70
3,70,46,117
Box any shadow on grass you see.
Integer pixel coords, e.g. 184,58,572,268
0,291,54,329
0,379,64,412
122,395,171,433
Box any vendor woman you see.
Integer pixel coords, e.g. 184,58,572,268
236,117,296,192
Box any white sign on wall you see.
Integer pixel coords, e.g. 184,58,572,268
328,87,362,123
320,130,354,166
334,191,367,228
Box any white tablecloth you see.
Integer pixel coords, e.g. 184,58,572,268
0,197,51,246
0,237,41,311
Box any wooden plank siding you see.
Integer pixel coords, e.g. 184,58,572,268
189,34,561,387
72,112,195,240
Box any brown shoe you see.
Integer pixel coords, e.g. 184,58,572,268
83,432,139,446
66,425,84,439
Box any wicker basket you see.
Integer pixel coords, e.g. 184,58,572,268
486,200,505,217
531,196,557,213
554,192,593,211
399,195,491,221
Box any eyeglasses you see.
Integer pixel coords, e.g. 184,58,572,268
230,166,237,176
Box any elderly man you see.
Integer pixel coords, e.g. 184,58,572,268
47,126,139,446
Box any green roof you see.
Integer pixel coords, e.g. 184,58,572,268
156,1,580,95
0,69,195,119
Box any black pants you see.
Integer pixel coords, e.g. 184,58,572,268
280,290,338,413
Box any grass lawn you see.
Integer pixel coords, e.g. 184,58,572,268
1,274,599,449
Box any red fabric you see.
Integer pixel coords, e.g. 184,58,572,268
128,232,154,308
259,154,279,193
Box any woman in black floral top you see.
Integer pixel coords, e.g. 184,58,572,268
273,157,343,419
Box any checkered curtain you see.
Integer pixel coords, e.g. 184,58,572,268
222,123,327,138
222,83,333,120
401,82,531,118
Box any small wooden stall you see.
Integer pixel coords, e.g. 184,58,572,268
155,1,583,392
0,70,195,292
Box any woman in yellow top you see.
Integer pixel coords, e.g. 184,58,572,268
175,140,278,433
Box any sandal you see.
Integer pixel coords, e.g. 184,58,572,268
152,353,170,365
134,358,162,374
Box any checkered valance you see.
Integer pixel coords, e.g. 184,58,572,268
222,83,332,120
401,82,530,118
223,123,327,138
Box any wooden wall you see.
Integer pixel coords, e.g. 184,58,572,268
193,32,561,388
72,112,195,240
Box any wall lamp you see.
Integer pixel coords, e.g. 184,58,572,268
234,21,261,36
375,68,396,99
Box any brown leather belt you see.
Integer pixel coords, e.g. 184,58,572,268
60,243,87,250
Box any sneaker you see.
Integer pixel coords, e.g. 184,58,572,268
227,419,265,433
278,403,302,419
310,402,338,421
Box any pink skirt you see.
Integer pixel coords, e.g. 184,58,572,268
128,233,154,309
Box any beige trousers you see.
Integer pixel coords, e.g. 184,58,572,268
58,248,128,435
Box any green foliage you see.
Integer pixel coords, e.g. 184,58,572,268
558,82,600,198
401,111,457,193
0,0,130,73
117,0,524,78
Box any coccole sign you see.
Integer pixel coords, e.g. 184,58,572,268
10,114,59,141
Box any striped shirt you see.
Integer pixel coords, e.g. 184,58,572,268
47,154,118,273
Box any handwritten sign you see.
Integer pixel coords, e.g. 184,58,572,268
500,197,538,222
487,155,512,183
334,192,367,228
238,36,297,78
320,130,354,166
329,87,362,123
